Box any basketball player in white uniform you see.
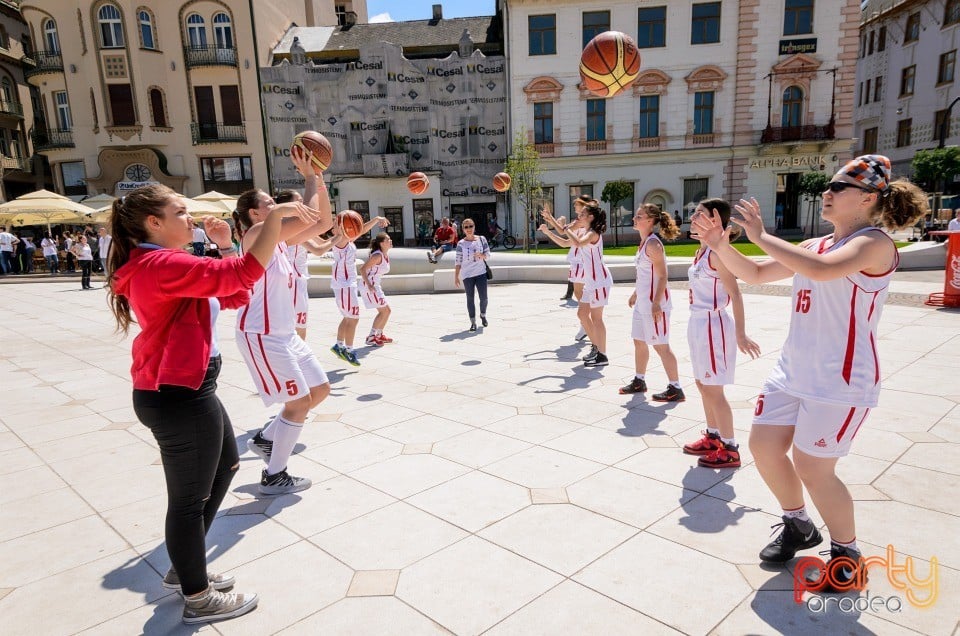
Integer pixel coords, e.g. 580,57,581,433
360,232,394,346
679,199,761,470
543,200,612,366
327,212,388,366
539,202,590,342
693,155,928,591
233,151,334,496
622,204,684,396
275,189,328,341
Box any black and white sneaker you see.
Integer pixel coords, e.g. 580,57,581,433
584,352,608,367
652,385,686,402
582,345,598,362
574,327,588,342
759,515,823,562
803,543,867,592
259,469,312,496
246,431,272,462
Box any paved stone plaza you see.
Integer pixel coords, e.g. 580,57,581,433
0,277,957,635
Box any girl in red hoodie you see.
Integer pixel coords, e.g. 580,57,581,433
107,184,319,625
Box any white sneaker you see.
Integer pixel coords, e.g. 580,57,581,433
574,327,588,341
182,589,258,624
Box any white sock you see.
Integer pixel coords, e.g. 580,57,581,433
669,381,682,389
337,339,346,347
635,374,645,380
783,506,811,522
706,427,720,437
720,436,737,447
266,415,304,476
374,328,382,336
261,415,280,440
832,537,859,552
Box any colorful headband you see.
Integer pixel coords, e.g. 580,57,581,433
837,154,892,192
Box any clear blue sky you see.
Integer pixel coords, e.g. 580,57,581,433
367,1,497,23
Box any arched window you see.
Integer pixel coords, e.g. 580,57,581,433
43,19,60,53
782,86,803,127
98,4,125,48
1,77,12,103
149,88,167,127
138,10,156,49
186,14,206,48
213,13,233,48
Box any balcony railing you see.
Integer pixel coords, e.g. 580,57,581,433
1,155,29,171
191,122,246,144
31,128,74,150
534,142,555,156
23,51,63,78
761,122,835,144
0,100,23,118
581,139,607,154
636,136,661,151
183,45,238,68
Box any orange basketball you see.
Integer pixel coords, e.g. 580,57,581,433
407,171,430,195
338,210,364,241
579,31,641,98
492,172,511,192
291,131,334,171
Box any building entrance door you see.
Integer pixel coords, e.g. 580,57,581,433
382,207,404,245
775,172,801,231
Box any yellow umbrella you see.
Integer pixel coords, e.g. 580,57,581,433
79,194,119,224
180,195,234,218
193,191,238,217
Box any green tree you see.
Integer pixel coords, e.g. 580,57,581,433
600,179,634,247
503,129,543,251
911,146,960,192
798,170,830,237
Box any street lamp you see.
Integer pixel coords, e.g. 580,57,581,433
935,95,960,223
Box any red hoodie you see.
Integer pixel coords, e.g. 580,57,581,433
111,247,265,390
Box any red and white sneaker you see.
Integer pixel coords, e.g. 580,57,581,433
365,334,384,347
683,430,723,456
378,333,394,343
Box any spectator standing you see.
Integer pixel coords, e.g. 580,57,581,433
192,225,208,257
72,234,94,289
949,210,960,231
41,233,59,274
63,232,76,272
22,236,36,273
0,225,18,274
98,228,112,274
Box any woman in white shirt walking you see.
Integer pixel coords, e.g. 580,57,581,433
454,219,491,332
72,235,95,289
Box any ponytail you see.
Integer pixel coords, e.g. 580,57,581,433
639,203,680,241
106,184,176,334
874,179,929,231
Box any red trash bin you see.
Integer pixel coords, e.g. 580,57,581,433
925,231,960,308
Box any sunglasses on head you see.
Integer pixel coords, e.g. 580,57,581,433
827,181,872,194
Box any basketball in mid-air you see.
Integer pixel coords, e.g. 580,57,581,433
407,171,430,195
338,210,364,240
291,131,334,171
492,172,511,192
579,31,641,98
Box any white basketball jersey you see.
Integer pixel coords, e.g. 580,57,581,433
566,229,586,282
331,242,358,289
767,228,897,407
688,247,731,312
634,234,672,312
237,243,296,336
286,244,310,280
582,235,612,288
362,250,390,288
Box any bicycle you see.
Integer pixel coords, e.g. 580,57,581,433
488,229,516,250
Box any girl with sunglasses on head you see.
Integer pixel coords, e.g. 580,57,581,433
542,200,612,366
691,155,927,589
620,204,684,396
454,218,491,331
233,149,334,496
678,198,761,471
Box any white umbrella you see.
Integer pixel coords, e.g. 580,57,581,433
193,191,238,217
0,190,96,231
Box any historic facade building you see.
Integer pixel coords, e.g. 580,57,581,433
500,0,860,236
264,9,506,244
18,1,366,198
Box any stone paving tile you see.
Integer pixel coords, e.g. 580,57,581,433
1,280,956,635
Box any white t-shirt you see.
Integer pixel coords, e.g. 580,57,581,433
192,227,207,243
41,238,57,257
0,231,15,252
98,234,112,258
949,217,960,231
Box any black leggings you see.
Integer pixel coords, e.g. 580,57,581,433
79,260,92,288
133,356,239,596
463,273,488,320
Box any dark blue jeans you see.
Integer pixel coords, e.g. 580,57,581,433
463,273,488,321
132,356,239,595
